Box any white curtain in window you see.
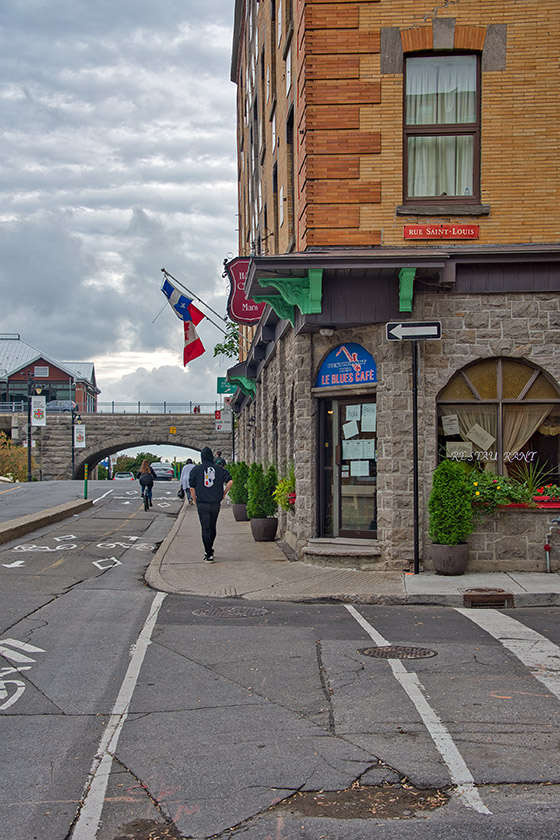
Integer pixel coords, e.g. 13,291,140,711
406,56,476,126
502,405,552,473
408,135,473,197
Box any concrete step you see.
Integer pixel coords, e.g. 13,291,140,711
302,538,383,571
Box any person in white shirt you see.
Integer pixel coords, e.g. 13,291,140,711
180,458,195,504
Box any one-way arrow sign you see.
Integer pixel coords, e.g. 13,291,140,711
386,321,442,341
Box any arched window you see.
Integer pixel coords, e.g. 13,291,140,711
437,358,560,478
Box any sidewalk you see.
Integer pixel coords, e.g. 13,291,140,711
146,503,560,607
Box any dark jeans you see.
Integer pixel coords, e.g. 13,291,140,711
196,501,221,556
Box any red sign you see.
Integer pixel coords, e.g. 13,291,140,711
404,224,479,240
224,257,267,325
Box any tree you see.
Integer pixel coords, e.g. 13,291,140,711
0,431,29,481
213,319,240,360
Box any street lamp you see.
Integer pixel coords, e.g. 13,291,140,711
71,405,83,478
27,373,43,482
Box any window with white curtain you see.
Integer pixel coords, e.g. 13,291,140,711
437,358,560,479
404,54,479,202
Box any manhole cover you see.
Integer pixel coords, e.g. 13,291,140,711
192,606,271,618
358,645,437,659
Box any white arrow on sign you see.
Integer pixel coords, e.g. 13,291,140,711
387,322,441,341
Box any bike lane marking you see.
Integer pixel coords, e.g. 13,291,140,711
344,604,491,815
70,590,167,840
456,608,560,701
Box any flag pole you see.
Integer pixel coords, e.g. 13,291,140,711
161,268,228,327
160,267,253,350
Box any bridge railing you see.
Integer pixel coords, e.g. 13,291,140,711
96,402,220,414
0,401,222,415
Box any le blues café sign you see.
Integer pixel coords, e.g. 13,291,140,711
316,343,377,388
224,257,266,326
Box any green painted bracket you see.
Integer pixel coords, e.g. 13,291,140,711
228,375,257,399
251,294,296,326
254,269,323,324
399,267,416,312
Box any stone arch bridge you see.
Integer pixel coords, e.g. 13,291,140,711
10,412,233,480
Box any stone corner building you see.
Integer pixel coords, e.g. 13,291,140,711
227,0,560,572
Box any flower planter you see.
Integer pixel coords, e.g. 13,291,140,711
250,517,278,541
286,492,296,507
430,543,470,576
232,503,249,521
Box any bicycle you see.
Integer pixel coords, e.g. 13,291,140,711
142,487,151,511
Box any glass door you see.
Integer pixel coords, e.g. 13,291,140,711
319,398,377,538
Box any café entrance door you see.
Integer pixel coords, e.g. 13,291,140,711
319,397,377,538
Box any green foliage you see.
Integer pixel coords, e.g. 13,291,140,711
273,463,295,511
97,465,108,480
509,459,555,495
213,319,240,360
428,460,475,546
247,462,278,519
0,431,29,481
115,452,161,476
468,468,532,517
228,461,249,504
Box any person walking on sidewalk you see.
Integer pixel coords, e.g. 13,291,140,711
189,446,232,562
179,458,195,504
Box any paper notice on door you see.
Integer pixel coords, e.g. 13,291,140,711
350,460,370,477
343,420,359,439
343,439,363,459
466,423,495,450
346,404,361,422
442,413,460,436
362,439,376,458
361,403,377,432
446,441,472,459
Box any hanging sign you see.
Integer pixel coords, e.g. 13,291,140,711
315,343,377,388
74,424,86,448
31,396,46,426
224,257,267,325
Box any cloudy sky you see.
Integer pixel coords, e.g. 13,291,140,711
0,0,239,415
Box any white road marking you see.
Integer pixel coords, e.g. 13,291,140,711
92,557,122,570
13,543,76,552
456,608,560,700
0,638,45,663
2,560,26,568
92,489,114,504
345,604,491,815
71,591,166,839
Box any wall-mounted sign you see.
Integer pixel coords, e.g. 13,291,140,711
316,343,377,388
404,224,479,240
224,257,267,325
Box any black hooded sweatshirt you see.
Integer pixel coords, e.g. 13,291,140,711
189,447,232,504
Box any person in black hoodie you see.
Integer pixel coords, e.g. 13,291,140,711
189,446,232,562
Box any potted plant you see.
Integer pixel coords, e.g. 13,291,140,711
228,461,249,521
428,460,475,575
468,468,533,515
272,463,296,511
247,462,278,541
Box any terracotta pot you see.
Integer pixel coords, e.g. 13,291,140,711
231,503,249,521
430,543,469,576
250,517,278,541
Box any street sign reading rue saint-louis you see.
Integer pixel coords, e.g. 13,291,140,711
386,321,442,341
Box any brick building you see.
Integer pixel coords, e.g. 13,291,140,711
227,0,560,571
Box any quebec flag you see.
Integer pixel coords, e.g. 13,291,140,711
161,278,205,324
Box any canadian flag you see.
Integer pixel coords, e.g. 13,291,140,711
183,320,205,366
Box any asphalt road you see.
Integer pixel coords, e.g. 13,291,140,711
0,481,559,840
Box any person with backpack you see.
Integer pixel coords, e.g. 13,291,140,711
137,460,157,507
189,447,232,562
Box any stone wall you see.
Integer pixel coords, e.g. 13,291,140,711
234,290,560,570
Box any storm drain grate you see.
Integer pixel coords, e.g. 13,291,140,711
463,588,514,609
192,606,271,618
358,645,437,660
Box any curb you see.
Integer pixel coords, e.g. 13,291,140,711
0,499,94,544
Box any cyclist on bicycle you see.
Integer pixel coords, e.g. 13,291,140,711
137,460,157,507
